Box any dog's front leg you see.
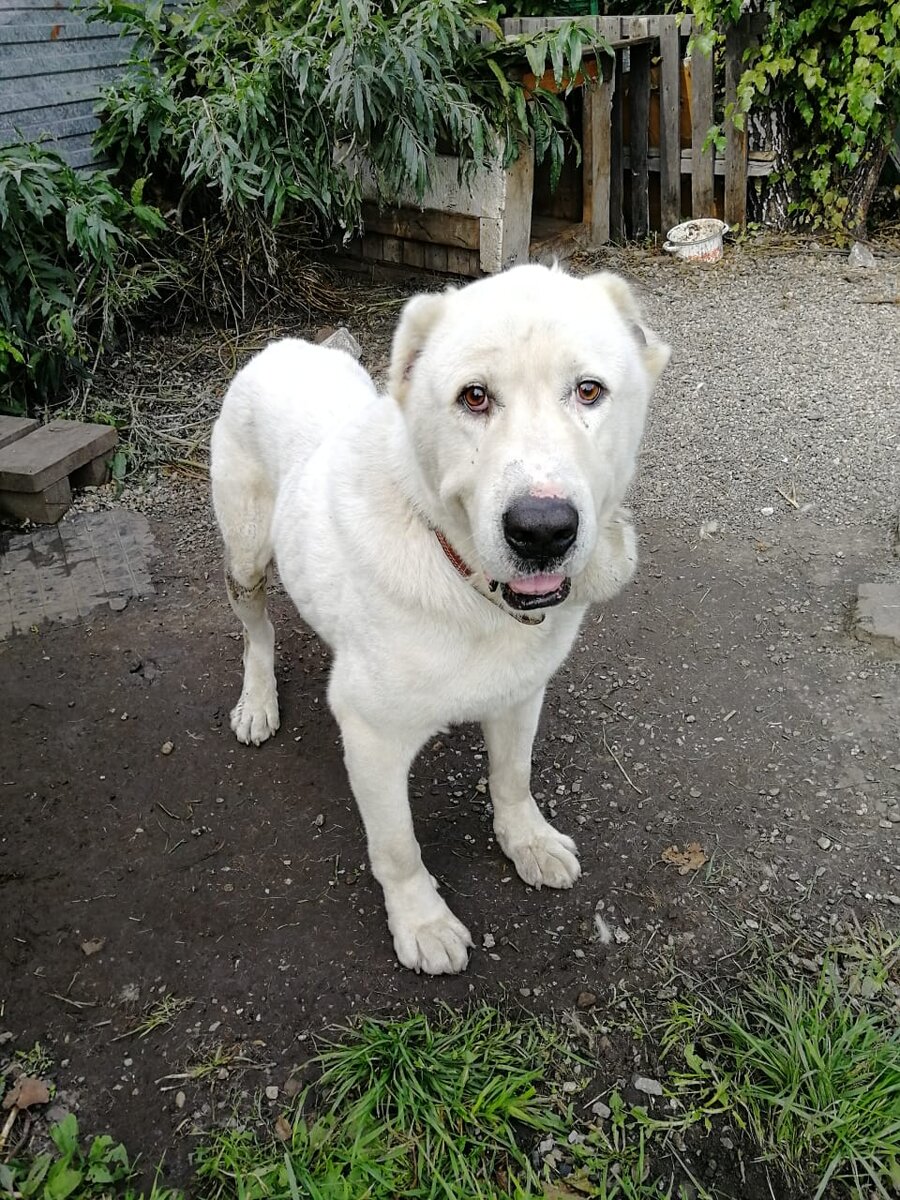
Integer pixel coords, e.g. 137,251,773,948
332,699,473,975
484,689,581,890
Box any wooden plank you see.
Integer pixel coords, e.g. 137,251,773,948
0,65,127,113
628,43,650,240
0,18,122,42
582,57,613,245
609,51,624,243
0,98,96,133
361,203,480,250
401,239,426,270
422,243,448,273
0,420,116,494
724,21,748,226
658,15,681,234
622,146,775,177
0,40,130,79
690,37,716,216
445,247,478,277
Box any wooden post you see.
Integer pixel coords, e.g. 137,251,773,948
610,51,625,243
690,39,716,217
628,43,651,240
724,20,748,226
658,15,681,235
583,55,614,245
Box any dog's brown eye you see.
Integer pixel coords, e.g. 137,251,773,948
576,380,606,405
460,384,490,413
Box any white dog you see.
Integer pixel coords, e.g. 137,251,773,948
210,263,669,975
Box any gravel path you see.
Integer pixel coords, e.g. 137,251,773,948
612,248,900,534
70,244,899,553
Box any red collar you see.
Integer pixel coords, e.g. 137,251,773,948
434,529,473,579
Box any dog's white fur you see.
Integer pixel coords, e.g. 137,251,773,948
210,263,669,975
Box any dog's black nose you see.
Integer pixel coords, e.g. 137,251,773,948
503,496,579,562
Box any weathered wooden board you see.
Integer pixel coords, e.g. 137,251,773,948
724,22,749,226
0,420,117,494
658,15,682,233
690,40,716,215
361,203,481,250
628,43,651,239
0,416,38,451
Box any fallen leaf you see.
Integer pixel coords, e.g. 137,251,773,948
661,842,709,875
2,1076,51,1110
81,937,106,956
274,1114,292,1142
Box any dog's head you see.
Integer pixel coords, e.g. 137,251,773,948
389,264,669,612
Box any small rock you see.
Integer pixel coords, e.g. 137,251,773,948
632,1075,663,1097
886,809,900,824
760,506,774,517
482,932,496,950
576,990,597,1010
0,1032,13,1045
175,1091,186,1110
848,241,876,269
573,948,585,959
319,327,363,361
591,1100,611,1119
817,836,832,851
561,1081,578,1094
161,741,174,756
108,596,128,612
265,1085,279,1101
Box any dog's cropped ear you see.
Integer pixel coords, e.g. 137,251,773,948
389,290,451,403
587,271,671,385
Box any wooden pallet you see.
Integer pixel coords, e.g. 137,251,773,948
0,416,118,524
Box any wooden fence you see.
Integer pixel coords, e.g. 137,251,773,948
509,12,771,243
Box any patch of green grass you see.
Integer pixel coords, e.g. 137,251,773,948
662,960,900,1199
0,1113,179,1200
192,1006,691,1200
196,1005,568,1199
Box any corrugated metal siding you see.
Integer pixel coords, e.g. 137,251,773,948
0,1,140,169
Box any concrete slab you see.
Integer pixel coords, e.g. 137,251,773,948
855,581,900,651
0,510,156,638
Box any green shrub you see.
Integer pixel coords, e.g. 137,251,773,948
690,0,900,236
0,143,166,413
90,0,605,236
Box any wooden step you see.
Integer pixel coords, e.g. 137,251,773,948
0,419,118,525
0,415,38,450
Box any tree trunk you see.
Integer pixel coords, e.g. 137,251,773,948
844,138,892,241
747,100,792,228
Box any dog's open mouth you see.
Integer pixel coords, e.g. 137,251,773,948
500,573,571,611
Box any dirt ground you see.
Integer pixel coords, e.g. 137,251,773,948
1,250,899,1193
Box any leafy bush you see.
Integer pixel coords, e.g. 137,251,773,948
90,0,605,236
690,0,900,235
0,143,165,414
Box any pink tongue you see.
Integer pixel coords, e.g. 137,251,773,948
506,573,565,595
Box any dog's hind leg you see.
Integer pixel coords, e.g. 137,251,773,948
224,565,280,745
212,430,280,747
483,689,581,889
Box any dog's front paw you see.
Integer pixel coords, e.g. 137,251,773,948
230,688,280,746
501,822,581,890
391,908,473,975
385,878,473,975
